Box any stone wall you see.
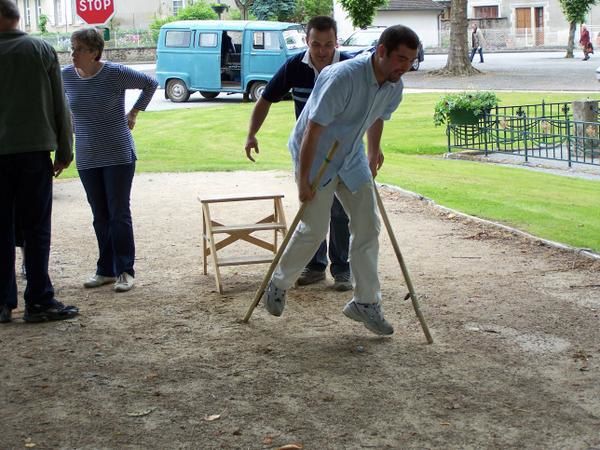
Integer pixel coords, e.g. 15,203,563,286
58,47,157,65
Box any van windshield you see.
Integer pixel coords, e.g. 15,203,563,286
283,29,307,50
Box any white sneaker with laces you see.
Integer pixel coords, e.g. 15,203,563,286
114,273,135,292
342,299,394,336
84,274,117,289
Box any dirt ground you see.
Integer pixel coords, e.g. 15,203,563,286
1,171,599,450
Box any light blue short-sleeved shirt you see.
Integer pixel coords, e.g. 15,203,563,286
288,54,404,192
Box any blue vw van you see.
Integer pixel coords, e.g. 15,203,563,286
156,20,306,102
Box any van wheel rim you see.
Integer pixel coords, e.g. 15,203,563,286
172,85,183,98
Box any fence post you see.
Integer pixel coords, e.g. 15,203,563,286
495,105,501,152
483,113,489,156
566,116,572,168
446,124,451,153
541,99,545,118
523,115,528,162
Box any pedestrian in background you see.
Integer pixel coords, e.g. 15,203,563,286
470,23,485,63
0,0,79,323
580,24,592,61
62,28,158,293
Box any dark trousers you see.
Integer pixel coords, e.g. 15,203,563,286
78,163,136,278
470,47,484,63
0,152,55,310
306,195,350,277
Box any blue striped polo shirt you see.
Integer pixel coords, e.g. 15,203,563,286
262,49,351,119
62,62,158,170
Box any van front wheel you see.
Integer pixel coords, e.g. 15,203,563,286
249,81,267,102
167,79,190,103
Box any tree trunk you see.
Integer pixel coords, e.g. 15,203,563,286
566,21,576,58
234,0,253,20
431,0,478,76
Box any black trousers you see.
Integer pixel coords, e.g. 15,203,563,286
0,151,55,310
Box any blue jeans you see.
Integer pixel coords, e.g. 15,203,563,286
306,195,350,277
79,163,136,278
470,47,484,63
0,152,55,309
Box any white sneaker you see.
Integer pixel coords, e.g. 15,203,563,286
84,274,117,289
114,273,135,292
342,299,394,336
263,280,286,316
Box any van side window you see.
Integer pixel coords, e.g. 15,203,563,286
198,33,218,47
165,30,191,47
252,31,280,50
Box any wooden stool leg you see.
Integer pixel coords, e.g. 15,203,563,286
202,203,224,294
202,208,208,275
274,197,288,252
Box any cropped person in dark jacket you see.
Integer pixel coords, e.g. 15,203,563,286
0,0,79,323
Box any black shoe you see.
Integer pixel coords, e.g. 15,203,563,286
23,300,79,323
333,272,353,292
297,268,326,286
0,305,12,323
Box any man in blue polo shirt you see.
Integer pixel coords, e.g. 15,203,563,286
244,16,353,292
262,25,420,336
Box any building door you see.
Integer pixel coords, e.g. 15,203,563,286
535,7,544,46
515,7,532,45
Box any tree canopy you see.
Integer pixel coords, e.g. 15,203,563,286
251,0,297,21
337,0,388,29
291,0,333,24
559,0,597,22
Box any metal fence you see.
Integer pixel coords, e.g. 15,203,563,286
39,30,154,52
447,101,600,167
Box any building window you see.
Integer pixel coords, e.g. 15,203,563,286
173,0,185,15
473,6,499,18
54,0,64,25
35,0,42,23
24,0,31,27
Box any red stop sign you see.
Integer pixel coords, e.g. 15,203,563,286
76,0,115,25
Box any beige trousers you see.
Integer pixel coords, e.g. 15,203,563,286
272,177,381,304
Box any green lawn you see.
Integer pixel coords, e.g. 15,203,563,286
60,92,600,252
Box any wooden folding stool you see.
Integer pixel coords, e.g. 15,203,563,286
199,194,288,294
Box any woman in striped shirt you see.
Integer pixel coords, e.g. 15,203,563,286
63,28,158,293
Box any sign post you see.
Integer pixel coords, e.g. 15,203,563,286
75,0,115,26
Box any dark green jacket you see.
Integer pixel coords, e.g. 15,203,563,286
0,30,73,163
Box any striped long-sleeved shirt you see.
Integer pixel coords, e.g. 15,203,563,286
62,62,158,170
